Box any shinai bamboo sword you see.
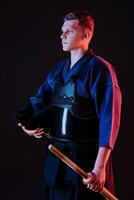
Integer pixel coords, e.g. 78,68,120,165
48,144,119,200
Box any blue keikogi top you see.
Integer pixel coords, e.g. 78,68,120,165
35,52,122,149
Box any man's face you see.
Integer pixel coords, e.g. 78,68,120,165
61,19,85,51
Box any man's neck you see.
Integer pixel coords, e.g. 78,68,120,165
70,48,88,69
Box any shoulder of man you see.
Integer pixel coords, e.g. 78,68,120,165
88,53,120,89
89,54,117,76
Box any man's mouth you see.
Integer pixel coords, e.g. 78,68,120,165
62,42,68,44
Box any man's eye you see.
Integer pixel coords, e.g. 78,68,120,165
66,30,73,34
61,30,73,35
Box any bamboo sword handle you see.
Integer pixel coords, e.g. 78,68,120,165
48,144,119,200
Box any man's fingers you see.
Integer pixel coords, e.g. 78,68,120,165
18,124,44,137
90,182,104,192
89,172,97,183
83,172,96,185
83,172,104,192
32,128,44,135
26,128,44,134
36,128,44,132
33,128,44,134
18,123,22,127
34,135,43,139
86,178,104,192
18,123,25,129
18,123,26,130
83,177,92,184
33,131,44,136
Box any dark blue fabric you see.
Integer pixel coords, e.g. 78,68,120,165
17,52,120,199
43,143,79,187
16,96,52,130
36,52,121,149
42,184,105,200
37,52,120,199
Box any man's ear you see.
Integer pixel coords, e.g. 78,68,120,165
82,33,87,39
82,30,90,40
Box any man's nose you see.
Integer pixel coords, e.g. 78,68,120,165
60,32,66,39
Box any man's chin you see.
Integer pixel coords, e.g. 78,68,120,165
62,48,70,52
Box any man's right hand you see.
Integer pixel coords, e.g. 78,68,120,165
18,123,44,138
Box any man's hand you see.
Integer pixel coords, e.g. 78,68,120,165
18,123,44,138
83,147,111,192
83,167,106,192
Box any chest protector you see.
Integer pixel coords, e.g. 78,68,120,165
50,75,99,142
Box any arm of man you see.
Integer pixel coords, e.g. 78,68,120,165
83,147,111,192
83,59,122,192
17,75,52,137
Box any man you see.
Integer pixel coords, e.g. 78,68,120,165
17,10,122,200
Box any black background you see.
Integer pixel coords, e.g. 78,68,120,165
0,1,132,200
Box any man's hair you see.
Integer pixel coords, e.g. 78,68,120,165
63,10,94,32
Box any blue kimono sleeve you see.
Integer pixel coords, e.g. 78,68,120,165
35,78,52,106
90,57,122,149
16,77,52,129
17,60,65,129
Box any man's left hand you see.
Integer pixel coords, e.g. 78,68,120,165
83,167,106,192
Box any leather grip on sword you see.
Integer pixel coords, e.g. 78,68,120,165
48,144,119,200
